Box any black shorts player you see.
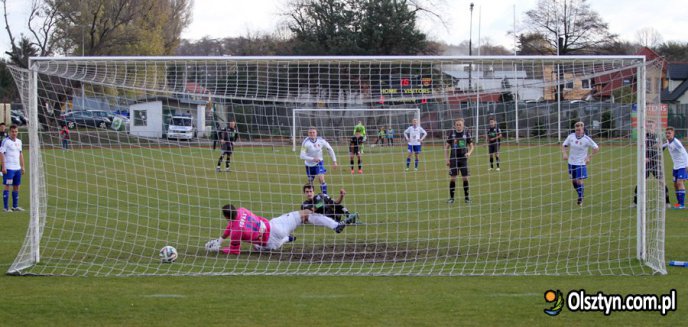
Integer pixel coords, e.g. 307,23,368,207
217,121,238,172
447,130,473,177
646,132,662,179
222,139,234,155
350,135,364,155
302,185,357,223
487,126,501,154
349,133,364,173
486,119,502,171
634,129,670,206
221,126,238,155
302,193,349,222
445,119,475,204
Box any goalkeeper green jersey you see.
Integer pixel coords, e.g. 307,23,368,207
353,123,366,136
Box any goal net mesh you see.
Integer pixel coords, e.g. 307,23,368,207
7,56,665,276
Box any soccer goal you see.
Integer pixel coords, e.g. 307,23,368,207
7,56,666,276
292,108,420,152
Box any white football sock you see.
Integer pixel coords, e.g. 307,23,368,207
307,213,339,229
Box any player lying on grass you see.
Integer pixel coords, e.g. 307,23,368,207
301,184,358,224
205,205,347,255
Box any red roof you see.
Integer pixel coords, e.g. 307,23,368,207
185,82,210,95
593,47,666,97
446,92,502,105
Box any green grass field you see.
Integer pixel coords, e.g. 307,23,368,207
1,139,686,325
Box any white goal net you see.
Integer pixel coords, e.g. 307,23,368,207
7,56,665,276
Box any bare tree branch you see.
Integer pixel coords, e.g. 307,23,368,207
2,0,19,55
27,0,58,56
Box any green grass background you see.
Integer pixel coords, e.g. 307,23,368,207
0,139,686,325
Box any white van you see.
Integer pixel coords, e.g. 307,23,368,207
167,115,195,140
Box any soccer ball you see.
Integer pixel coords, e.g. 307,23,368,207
159,245,178,263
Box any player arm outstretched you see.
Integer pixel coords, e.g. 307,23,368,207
218,229,242,255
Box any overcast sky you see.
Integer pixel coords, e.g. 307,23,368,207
2,0,687,54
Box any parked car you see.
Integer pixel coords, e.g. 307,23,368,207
167,115,195,140
59,110,113,129
11,110,27,125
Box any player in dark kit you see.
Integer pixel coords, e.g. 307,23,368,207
486,117,502,171
217,120,238,172
350,131,364,174
634,120,671,207
301,184,358,224
445,118,474,204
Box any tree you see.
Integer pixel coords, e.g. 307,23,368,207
520,0,617,55
657,41,688,62
0,59,19,102
516,33,551,55
478,39,511,56
5,36,38,69
593,40,637,55
635,27,663,49
47,0,192,56
176,33,295,56
286,0,436,55
2,0,56,67
3,0,194,57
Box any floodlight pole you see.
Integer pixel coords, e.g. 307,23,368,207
468,3,474,92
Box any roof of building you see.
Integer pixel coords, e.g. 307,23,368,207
667,63,688,80
662,80,688,102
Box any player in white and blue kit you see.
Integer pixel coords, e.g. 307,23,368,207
300,127,337,195
663,127,688,209
0,125,25,212
404,119,427,171
561,122,599,206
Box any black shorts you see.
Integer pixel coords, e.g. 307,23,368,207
646,161,662,179
350,147,360,155
488,143,500,154
449,158,469,177
222,142,234,155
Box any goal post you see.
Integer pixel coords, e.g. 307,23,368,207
6,55,666,276
292,108,420,152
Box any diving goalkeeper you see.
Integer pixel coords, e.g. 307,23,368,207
205,205,346,255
